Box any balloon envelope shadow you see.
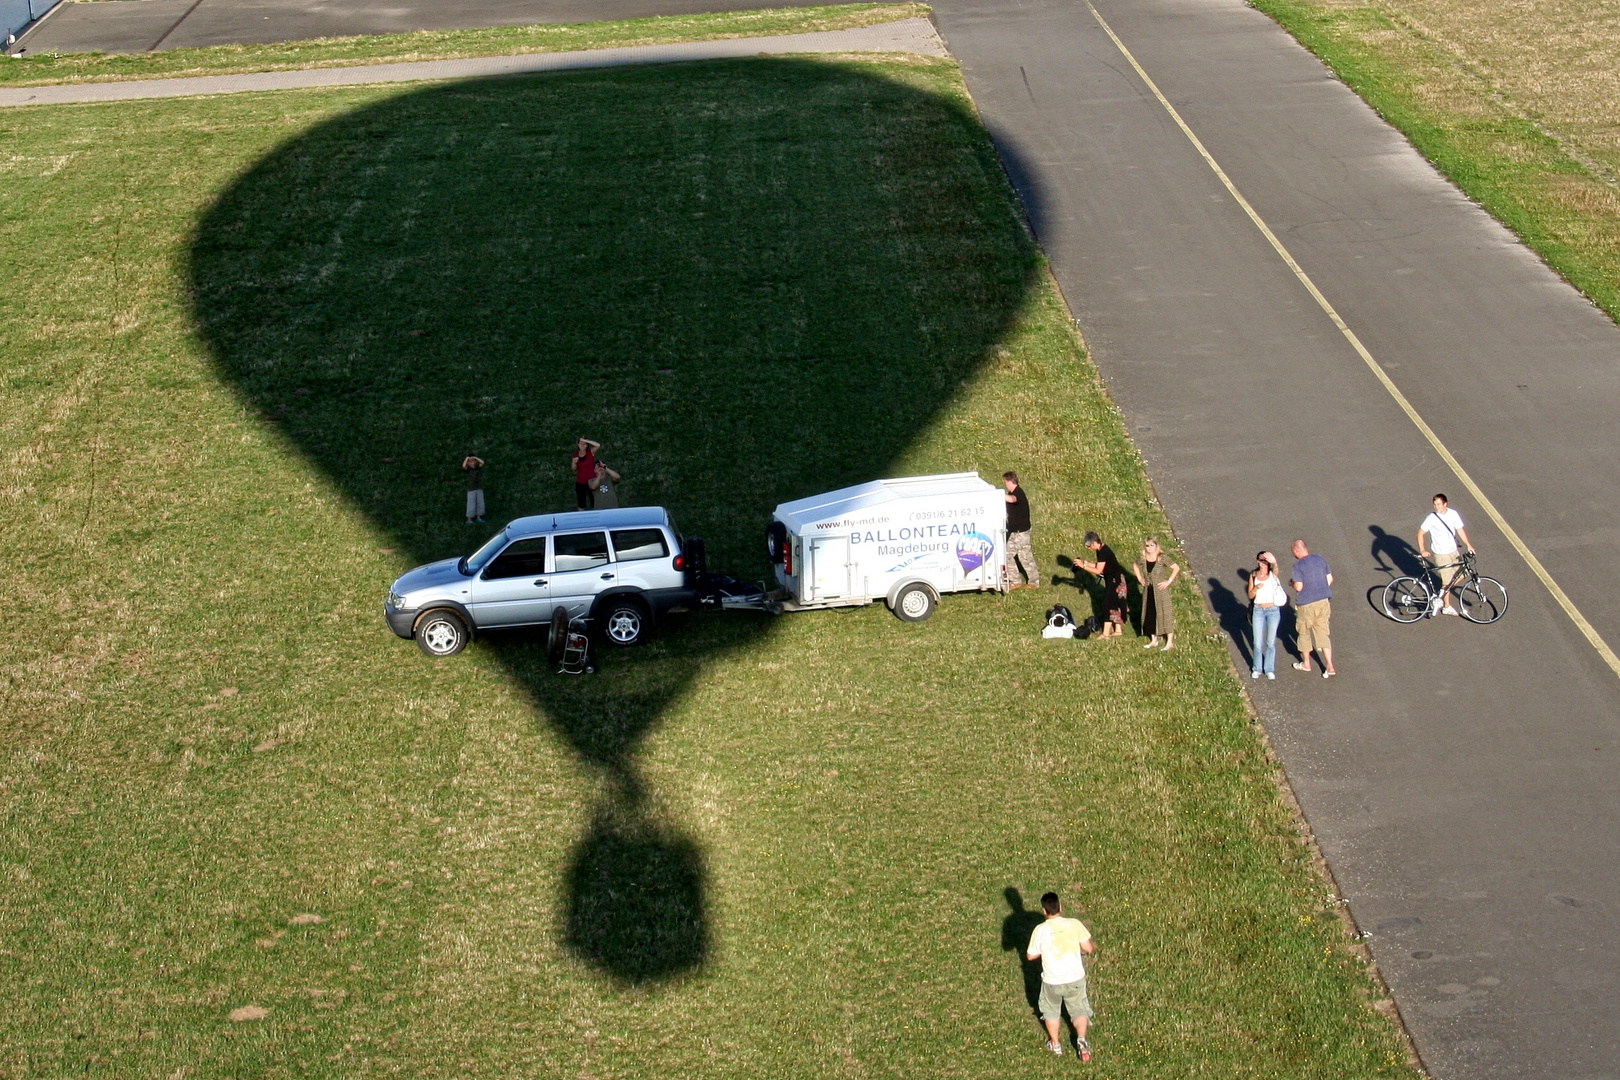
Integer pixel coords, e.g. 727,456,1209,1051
188,59,1040,982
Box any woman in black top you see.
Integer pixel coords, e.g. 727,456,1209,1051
1077,531,1128,638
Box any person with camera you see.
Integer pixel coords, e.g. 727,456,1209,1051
571,438,601,510
462,453,486,523
1076,531,1128,639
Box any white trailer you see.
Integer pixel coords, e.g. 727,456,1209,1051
765,473,1007,621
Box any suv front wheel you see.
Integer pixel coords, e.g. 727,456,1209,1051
596,595,652,647
414,608,469,657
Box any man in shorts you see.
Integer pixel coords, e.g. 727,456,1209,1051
1026,891,1096,1061
1289,539,1336,678
1417,493,1474,616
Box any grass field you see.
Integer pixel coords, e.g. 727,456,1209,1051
1,46,1411,1078
1,2,925,85
1252,0,1620,323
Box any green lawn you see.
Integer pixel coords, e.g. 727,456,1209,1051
1,3,925,85
0,50,1411,1078
1252,0,1620,325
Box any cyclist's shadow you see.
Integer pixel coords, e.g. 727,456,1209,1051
1369,525,1427,578
189,62,1040,984
1367,524,1418,611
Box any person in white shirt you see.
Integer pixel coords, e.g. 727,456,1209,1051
1246,550,1288,679
1025,891,1097,1061
1417,493,1474,616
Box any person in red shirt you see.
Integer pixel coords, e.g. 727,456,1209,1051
572,438,601,509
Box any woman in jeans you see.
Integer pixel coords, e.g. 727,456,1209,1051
1247,550,1288,679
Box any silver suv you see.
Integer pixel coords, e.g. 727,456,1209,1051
384,507,696,657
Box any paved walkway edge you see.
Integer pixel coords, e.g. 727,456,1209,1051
0,16,945,106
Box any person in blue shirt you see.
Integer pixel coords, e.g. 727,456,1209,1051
1289,539,1336,678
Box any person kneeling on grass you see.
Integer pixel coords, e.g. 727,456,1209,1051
1026,891,1096,1061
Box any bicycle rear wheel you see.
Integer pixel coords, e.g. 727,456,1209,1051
1383,577,1430,623
1458,577,1508,624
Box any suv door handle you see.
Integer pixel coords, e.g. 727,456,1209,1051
533,579,547,586
600,572,614,580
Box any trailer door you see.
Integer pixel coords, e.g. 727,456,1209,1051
808,535,851,601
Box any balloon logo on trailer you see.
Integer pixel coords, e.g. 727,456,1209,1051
956,531,996,574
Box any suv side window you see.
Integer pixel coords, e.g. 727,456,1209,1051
553,531,609,572
482,537,548,579
611,529,669,562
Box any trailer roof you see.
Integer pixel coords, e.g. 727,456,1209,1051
774,472,997,530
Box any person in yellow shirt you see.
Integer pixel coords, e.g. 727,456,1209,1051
1025,891,1097,1061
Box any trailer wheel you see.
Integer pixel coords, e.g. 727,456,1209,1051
893,582,936,623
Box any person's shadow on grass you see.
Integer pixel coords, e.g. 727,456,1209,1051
1000,888,1045,1022
190,60,1042,984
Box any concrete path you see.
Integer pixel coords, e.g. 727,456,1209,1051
924,0,1620,1075
0,16,943,104
15,0,1620,1075
15,0,817,54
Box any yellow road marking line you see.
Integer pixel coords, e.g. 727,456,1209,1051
1081,0,1620,680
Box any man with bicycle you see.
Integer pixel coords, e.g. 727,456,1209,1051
1417,493,1474,616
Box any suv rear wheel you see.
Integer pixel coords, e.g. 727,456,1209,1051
414,609,469,657
596,595,651,647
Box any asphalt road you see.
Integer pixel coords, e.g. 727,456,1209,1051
0,18,943,103
18,0,810,53
925,0,1620,1075
23,0,1620,1075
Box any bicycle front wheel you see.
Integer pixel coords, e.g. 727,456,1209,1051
1458,577,1508,624
1383,577,1430,623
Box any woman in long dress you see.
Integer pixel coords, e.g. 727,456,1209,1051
1133,536,1181,650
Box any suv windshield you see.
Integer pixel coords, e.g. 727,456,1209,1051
463,528,509,575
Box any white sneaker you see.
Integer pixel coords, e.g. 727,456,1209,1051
1442,607,1459,616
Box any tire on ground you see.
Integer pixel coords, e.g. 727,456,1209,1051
547,605,572,666
413,608,469,657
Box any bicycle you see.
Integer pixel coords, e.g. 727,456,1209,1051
1382,551,1508,624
